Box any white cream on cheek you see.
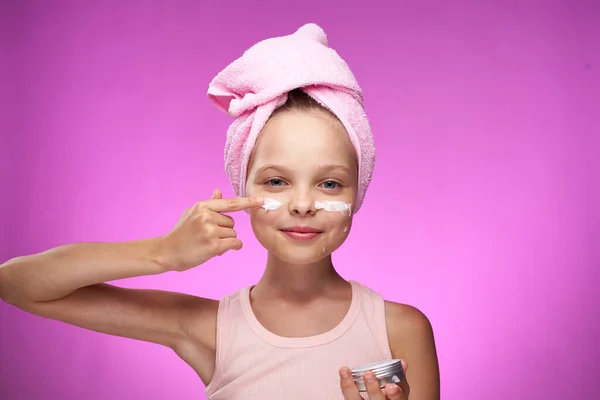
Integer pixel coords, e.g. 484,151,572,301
314,200,352,216
261,197,283,211
260,198,352,216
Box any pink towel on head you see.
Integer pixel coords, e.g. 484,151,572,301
207,23,375,212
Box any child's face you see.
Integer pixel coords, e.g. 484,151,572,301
246,109,358,265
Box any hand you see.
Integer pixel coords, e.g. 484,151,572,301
158,189,264,271
339,361,410,400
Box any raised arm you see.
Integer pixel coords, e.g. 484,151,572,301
0,193,264,383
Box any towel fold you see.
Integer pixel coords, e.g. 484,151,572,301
208,23,375,212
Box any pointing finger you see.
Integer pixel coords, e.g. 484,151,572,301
204,196,264,213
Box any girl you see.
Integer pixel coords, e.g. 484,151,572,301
0,24,439,399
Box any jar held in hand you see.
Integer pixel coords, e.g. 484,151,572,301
350,359,405,392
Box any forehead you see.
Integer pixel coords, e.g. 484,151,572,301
249,110,357,169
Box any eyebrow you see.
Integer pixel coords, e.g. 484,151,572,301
255,164,352,175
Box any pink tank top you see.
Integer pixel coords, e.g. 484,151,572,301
205,280,393,399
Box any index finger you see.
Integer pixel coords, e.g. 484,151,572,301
203,196,265,213
339,367,363,400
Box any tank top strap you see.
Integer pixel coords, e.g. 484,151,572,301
350,280,393,360
205,289,237,396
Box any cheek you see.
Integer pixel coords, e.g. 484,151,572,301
322,213,353,241
248,208,283,246
249,208,279,226
316,213,353,256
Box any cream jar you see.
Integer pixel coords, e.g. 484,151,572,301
350,359,405,392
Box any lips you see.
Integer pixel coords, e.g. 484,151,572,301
280,226,323,241
281,226,323,234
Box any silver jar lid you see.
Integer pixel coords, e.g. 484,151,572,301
351,359,403,379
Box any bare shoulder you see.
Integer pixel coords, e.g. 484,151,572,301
384,301,440,400
384,301,434,342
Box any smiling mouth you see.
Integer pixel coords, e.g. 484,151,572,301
280,227,323,241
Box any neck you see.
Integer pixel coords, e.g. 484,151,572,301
252,253,348,303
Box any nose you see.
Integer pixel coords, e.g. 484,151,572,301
288,191,316,217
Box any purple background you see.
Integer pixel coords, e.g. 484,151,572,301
1,1,599,399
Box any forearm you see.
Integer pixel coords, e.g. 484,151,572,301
0,238,167,304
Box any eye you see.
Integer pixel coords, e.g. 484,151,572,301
265,178,286,187
321,180,342,190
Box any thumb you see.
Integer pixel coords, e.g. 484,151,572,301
212,189,223,199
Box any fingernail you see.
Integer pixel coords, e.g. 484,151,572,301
365,372,376,383
256,196,264,203
387,384,400,393
340,368,350,378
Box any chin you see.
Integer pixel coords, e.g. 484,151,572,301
270,246,329,265
253,227,346,265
